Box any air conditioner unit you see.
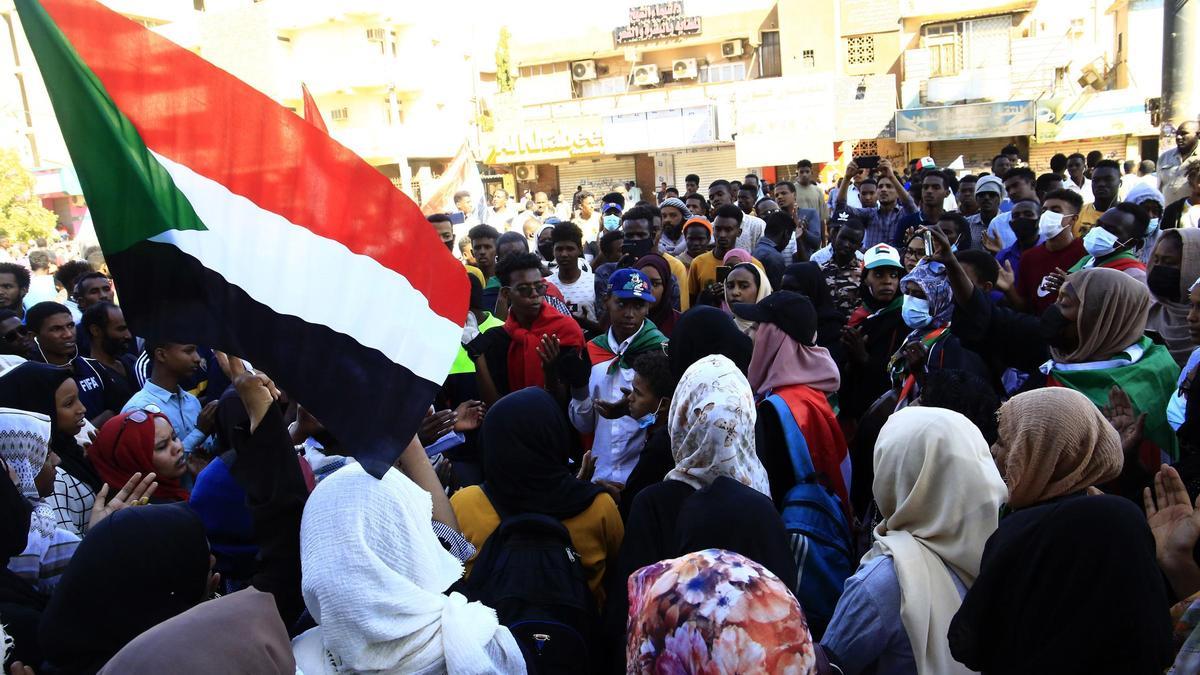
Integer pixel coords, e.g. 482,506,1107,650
1077,64,1103,91
572,60,598,81
632,64,660,86
672,58,699,80
721,39,744,58
514,164,538,181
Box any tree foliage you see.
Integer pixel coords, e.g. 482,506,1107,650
0,149,57,243
495,26,515,93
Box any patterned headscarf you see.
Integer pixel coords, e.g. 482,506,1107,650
0,407,56,539
666,355,770,496
626,549,816,675
901,259,954,328
658,197,693,221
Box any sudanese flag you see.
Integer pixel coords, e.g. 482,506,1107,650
15,0,468,477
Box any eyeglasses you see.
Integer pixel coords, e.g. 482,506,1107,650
505,282,547,298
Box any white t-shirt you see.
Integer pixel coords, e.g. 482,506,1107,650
548,269,597,322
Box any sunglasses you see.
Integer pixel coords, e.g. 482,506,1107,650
111,406,162,450
505,282,547,299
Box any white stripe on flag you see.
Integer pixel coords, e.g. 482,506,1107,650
148,151,462,385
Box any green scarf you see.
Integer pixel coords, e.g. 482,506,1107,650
1067,250,1138,274
589,319,668,374
1046,337,1181,460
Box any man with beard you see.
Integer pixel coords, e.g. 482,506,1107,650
72,272,118,356
81,301,139,409
0,262,29,319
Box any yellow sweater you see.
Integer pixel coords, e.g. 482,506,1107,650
663,252,690,311
450,486,624,604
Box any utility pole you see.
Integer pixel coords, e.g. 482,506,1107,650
1163,0,1200,128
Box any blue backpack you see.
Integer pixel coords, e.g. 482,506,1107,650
763,394,855,636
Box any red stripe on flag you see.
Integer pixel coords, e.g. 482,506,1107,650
301,83,328,134
38,0,464,322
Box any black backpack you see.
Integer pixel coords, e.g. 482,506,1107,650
462,494,597,674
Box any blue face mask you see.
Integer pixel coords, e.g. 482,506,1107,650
1168,388,1188,432
1083,226,1120,258
902,294,932,329
602,214,621,231
635,411,657,429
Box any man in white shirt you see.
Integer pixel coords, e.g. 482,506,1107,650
482,189,515,230
569,268,666,485
546,221,598,330
1064,153,1094,203
1160,121,1200,205
626,181,642,204
22,250,58,310
574,192,601,244
709,179,764,251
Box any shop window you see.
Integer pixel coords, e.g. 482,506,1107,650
922,22,959,76
330,106,350,122
759,31,782,78
699,62,746,83
846,35,875,66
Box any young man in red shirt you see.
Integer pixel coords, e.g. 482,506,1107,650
1013,189,1086,315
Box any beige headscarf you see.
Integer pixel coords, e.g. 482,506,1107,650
865,407,1008,675
666,354,771,497
1053,267,1151,364
992,388,1123,510
1146,228,1200,366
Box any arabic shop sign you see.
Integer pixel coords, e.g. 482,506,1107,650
486,118,605,163
614,2,702,45
895,100,1036,143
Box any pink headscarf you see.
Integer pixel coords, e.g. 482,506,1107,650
722,248,754,265
747,322,841,396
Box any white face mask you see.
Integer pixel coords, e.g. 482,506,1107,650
1146,217,1161,237
1083,226,1120,258
1038,211,1067,239
901,294,932,329
1168,388,1187,432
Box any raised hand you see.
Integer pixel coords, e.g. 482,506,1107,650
536,333,561,367
1145,464,1200,596
1101,385,1146,456
216,351,280,432
88,471,158,529
996,260,1015,293
453,400,485,432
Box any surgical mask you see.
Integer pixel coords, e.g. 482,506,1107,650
1148,265,1183,302
1168,388,1188,432
635,411,658,429
901,294,932,329
1147,217,1160,237
1082,226,1120,258
1038,211,1067,239
602,214,621,231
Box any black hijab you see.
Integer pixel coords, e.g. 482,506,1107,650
481,387,603,520
668,306,752,380
0,361,104,492
782,262,843,347
949,494,1173,674
39,503,211,674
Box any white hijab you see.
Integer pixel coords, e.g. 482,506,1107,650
666,354,771,497
0,407,56,542
296,463,526,674
864,407,1007,675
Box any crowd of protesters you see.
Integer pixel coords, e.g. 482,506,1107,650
0,127,1198,674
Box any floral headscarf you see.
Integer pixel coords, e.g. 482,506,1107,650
667,355,770,497
900,259,954,328
626,549,816,675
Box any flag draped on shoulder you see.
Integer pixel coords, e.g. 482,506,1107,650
15,0,468,478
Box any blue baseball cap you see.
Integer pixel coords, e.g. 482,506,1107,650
608,268,656,302
601,202,623,214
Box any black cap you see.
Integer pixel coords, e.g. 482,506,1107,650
731,290,818,345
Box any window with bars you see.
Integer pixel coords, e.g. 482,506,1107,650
802,49,815,69
846,35,875,66
853,140,879,156
759,31,781,78
580,74,627,97
519,63,569,78
699,62,746,83
330,107,350,122
922,22,959,76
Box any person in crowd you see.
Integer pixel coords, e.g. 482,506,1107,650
626,549,817,675
1162,161,1200,232
956,174,979,218
0,263,30,319
656,196,691,256
1077,159,1122,236
900,230,926,272
724,261,773,337
687,204,743,306
495,230,530,268
71,271,117,356
59,265,104,324
949,390,1171,672
451,387,621,607
635,254,680,338
611,351,675,521
592,206,664,312
1065,152,1094,203
755,197,780,220
1034,172,1065,202
753,211,791,288
965,175,1003,247
991,153,1013,186
26,301,122,425
1049,152,1069,183
1125,182,1166,265
573,190,600,244
840,244,908,421
535,222,555,266
893,169,949,247
836,159,915,250
89,408,189,503
821,407,1008,675
667,306,753,382
468,224,501,312
482,188,515,230
22,250,56,310
427,213,455,253
1067,202,1149,282
1142,463,1200,673
1121,158,1141,199
709,179,764,251
1160,119,1200,205
683,193,708,223
918,368,1001,445
547,221,599,334
1147,228,1200,366
599,198,624,237
937,211,973,252
80,302,138,410
122,341,216,455
1014,189,1086,314
734,292,849,512
736,181,759,215
0,308,34,359
468,252,586,404
571,269,667,485
992,200,1040,278
593,229,625,269
683,173,700,197
792,159,830,224
981,168,1036,251
818,220,866,320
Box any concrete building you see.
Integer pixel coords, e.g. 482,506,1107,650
0,0,478,228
